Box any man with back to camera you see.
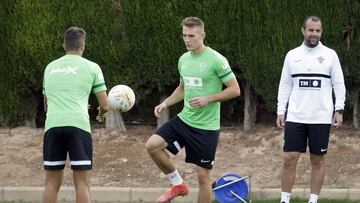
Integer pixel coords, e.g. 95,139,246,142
276,16,346,203
42,26,109,203
145,17,241,203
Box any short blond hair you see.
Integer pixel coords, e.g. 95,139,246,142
181,17,204,30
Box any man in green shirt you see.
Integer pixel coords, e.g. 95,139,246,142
146,17,240,203
42,26,109,203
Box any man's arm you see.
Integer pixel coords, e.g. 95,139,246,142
331,51,346,127
277,54,292,116
331,51,346,111
154,83,184,118
188,78,240,108
276,53,292,128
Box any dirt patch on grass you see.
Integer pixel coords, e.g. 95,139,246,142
0,124,359,189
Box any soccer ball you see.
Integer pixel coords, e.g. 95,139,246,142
108,85,135,112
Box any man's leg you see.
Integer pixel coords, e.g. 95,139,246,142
43,170,63,203
146,134,175,173
307,123,330,203
73,170,91,203
280,152,300,203
308,153,325,202
196,166,212,203
146,134,188,203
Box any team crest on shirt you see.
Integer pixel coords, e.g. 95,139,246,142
199,63,208,72
317,56,325,64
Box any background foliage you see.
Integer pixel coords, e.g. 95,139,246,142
0,0,358,127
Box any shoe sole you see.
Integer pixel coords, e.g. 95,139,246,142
157,191,189,203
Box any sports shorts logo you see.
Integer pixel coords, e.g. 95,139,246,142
200,159,211,163
320,148,327,152
299,79,321,88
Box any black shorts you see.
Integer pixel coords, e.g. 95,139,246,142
155,116,220,169
43,126,92,170
284,122,331,155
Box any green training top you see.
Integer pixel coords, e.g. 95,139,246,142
177,47,235,130
43,54,107,133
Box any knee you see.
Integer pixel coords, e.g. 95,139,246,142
310,155,325,169
197,169,211,187
283,153,299,169
74,180,90,190
145,134,165,154
44,177,62,192
45,181,61,192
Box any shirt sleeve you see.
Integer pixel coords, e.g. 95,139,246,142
277,52,293,115
92,65,107,93
330,50,346,110
215,56,235,83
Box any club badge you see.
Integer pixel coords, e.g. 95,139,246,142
318,56,324,64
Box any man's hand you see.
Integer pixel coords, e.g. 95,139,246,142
96,106,107,123
154,102,167,118
188,96,210,108
276,114,285,128
333,112,343,128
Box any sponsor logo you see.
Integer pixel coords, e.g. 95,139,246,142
184,76,203,89
320,148,327,152
299,79,321,88
222,63,230,70
49,66,78,75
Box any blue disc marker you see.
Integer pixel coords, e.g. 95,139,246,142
213,173,248,203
